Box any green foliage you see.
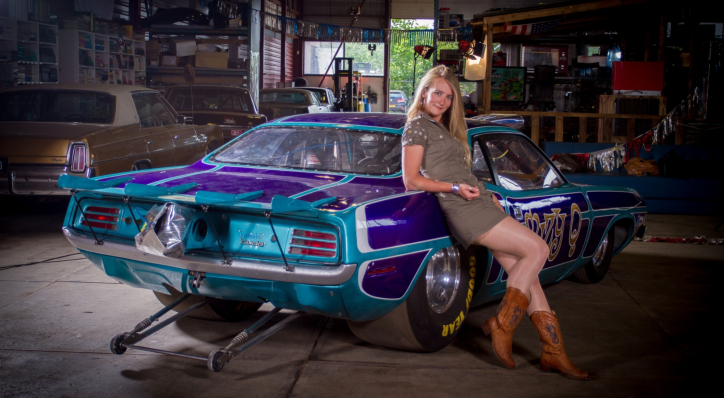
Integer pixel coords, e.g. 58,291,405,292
389,19,434,100
345,43,385,76
389,20,490,102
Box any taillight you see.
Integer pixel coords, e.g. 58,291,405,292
81,206,120,231
231,130,243,136
288,229,337,258
68,143,87,173
397,99,405,102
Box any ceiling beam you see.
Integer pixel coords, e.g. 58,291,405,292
473,0,651,25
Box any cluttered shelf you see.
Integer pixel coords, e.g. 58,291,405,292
145,25,248,36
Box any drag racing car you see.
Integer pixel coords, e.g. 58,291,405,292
59,113,646,370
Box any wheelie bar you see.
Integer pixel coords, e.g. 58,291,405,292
109,292,301,372
207,307,302,372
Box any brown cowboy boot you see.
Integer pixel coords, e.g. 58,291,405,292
481,287,529,369
530,311,591,380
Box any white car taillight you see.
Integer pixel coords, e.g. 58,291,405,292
68,143,87,173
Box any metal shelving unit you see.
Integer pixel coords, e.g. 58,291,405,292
0,16,58,85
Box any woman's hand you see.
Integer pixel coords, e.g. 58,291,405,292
457,183,480,201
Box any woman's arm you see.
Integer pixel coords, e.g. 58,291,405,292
402,145,480,200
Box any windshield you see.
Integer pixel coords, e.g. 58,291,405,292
0,90,115,123
166,88,252,112
261,91,315,105
212,126,402,175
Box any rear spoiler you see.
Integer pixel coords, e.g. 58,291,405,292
57,174,337,215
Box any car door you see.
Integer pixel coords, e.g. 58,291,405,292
471,132,592,292
307,92,327,113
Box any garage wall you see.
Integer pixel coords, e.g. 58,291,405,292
303,75,386,113
263,32,283,88
302,0,388,29
391,0,433,19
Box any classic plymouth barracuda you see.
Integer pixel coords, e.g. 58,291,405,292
0,84,223,195
165,85,268,144
59,113,646,357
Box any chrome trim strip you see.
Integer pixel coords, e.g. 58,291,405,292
63,227,357,285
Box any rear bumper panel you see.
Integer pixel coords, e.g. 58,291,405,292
0,165,70,195
63,226,357,286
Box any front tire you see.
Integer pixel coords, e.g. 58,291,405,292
347,246,483,352
154,285,262,322
571,228,614,284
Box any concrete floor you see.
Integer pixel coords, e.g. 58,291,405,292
0,197,721,398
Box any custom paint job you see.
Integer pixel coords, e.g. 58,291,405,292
61,113,646,322
0,84,223,195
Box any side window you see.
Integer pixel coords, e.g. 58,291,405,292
132,93,177,128
261,92,277,102
483,134,564,191
234,94,250,112
472,141,493,183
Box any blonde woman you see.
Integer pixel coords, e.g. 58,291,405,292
400,65,590,380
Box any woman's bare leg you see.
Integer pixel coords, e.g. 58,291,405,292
490,249,551,315
474,217,549,296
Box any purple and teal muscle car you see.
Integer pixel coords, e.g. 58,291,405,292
60,113,646,356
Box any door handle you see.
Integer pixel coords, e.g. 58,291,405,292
513,204,524,221
146,140,153,144
173,135,179,139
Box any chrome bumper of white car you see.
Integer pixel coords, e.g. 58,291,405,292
0,165,70,195
63,227,357,286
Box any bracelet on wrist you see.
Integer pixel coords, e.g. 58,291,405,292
451,184,460,195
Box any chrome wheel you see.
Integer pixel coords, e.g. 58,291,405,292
425,247,461,314
592,234,610,268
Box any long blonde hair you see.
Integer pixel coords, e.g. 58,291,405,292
407,65,471,166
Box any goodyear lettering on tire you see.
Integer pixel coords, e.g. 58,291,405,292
442,256,476,337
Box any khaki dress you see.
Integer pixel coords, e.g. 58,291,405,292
401,113,508,248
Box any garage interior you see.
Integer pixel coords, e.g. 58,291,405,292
1,0,723,397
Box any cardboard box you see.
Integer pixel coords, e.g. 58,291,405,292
195,51,228,68
196,43,217,52
161,55,178,67
172,39,196,57
146,39,161,57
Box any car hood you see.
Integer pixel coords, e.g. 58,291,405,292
0,122,109,140
98,162,407,211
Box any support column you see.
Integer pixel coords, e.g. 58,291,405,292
579,117,588,142
280,0,286,85
383,0,390,112
482,21,493,112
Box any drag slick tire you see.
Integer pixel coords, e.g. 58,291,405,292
571,228,614,284
347,246,483,352
154,284,262,322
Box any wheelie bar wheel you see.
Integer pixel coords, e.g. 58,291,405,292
208,350,225,372
110,334,127,355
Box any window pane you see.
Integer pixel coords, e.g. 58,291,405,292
211,126,401,175
483,134,564,191
167,88,250,112
304,42,342,75
472,141,493,183
132,93,176,128
345,43,385,76
0,90,115,123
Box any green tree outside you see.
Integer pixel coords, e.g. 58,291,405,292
389,20,490,105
